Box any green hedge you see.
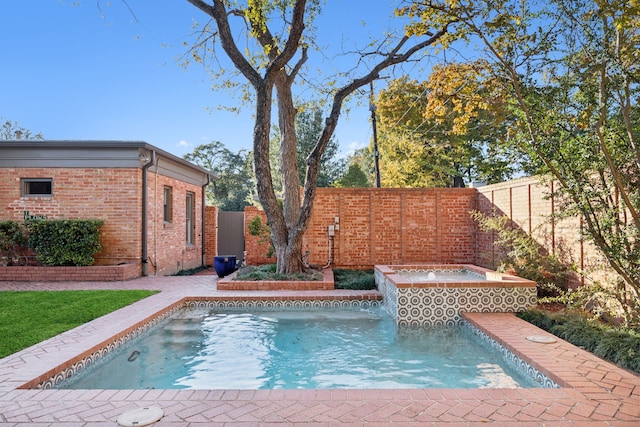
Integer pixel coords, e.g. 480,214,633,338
26,219,104,266
0,221,29,265
3,219,106,267
518,308,640,374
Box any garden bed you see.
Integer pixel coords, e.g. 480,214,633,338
217,267,334,290
0,263,140,282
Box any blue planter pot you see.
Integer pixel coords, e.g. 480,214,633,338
214,255,237,278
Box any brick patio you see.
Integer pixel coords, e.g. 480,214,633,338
0,272,638,426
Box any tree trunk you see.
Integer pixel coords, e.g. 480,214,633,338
272,73,305,274
187,0,449,275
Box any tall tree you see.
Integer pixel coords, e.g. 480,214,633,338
184,141,254,211
401,0,640,321
186,0,450,273
376,62,532,187
334,163,371,188
295,107,344,187
1,118,43,140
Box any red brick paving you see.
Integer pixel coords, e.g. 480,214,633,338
0,274,639,426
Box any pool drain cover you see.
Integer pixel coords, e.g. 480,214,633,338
526,335,557,344
117,406,163,426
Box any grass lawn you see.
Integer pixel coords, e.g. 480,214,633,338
0,290,157,358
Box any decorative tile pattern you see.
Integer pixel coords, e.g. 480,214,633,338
392,285,536,327
462,321,559,388
184,299,382,311
375,265,537,327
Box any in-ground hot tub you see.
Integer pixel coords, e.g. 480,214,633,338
375,264,537,327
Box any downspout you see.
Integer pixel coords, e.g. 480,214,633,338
201,174,211,267
141,150,155,277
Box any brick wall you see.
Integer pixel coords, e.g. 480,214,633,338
243,180,608,286
0,167,207,277
0,167,142,267
244,206,275,265
245,188,478,268
145,170,205,276
475,176,599,286
204,205,218,267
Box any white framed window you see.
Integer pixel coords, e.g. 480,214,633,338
186,192,195,244
163,186,173,223
21,178,52,197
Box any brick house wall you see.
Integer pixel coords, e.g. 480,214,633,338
145,169,207,276
0,141,211,278
0,167,143,267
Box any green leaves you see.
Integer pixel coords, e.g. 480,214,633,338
27,219,104,266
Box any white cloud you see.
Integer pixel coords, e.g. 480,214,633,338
338,140,368,159
178,139,191,147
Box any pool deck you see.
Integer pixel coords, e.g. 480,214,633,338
1,271,639,426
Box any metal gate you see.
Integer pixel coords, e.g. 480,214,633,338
217,211,245,265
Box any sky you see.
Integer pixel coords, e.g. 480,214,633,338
1,0,444,159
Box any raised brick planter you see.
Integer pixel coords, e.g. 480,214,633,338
217,268,334,291
0,263,140,282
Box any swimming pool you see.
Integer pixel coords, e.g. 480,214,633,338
57,307,541,390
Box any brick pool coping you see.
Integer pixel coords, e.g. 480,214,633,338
0,274,639,425
375,264,537,289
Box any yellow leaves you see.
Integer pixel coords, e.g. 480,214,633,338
421,61,495,136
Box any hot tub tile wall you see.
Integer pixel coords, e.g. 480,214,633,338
375,264,537,326
394,286,537,326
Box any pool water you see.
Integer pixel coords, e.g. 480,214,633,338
397,269,485,282
58,308,540,390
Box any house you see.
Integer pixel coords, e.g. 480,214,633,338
0,140,212,277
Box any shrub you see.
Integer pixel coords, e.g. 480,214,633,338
27,219,104,266
0,221,28,265
518,308,640,374
248,216,275,258
470,211,573,295
333,269,376,290
234,263,322,281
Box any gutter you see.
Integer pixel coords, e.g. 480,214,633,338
201,174,211,267
141,150,155,276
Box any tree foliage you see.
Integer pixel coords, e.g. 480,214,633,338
1,118,43,140
294,107,345,188
183,141,254,211
185,0,451,273
376,61,534,187
334,163,371,188
400,0,640,322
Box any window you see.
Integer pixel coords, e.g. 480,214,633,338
21,178,52,197
186,192,195,244
163,186,173,222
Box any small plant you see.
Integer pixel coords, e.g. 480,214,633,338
248,216,275,258
540,281,639,327
333,269,376,290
